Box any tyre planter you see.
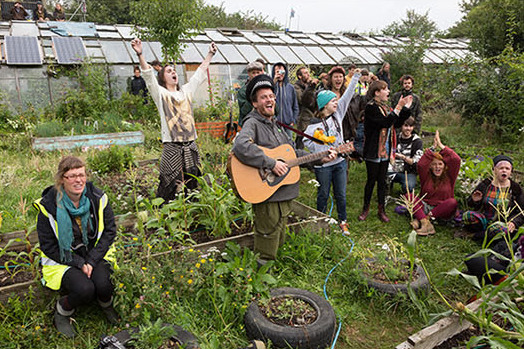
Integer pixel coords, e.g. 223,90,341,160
361,259,430,295
106,323,199,349
244,287,336,349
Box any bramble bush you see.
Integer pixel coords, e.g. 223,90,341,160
87,145,135,175
448,49,524,143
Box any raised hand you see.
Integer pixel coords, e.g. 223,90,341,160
131,38,142,55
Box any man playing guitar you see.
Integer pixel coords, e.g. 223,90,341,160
231,74,337,266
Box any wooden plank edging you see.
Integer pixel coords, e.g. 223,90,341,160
395,299,483,349
32,131,145,151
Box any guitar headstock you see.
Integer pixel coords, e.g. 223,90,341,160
336,141,355,155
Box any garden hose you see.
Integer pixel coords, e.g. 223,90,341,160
323,194,355,349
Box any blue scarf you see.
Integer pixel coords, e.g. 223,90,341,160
56,187,91,263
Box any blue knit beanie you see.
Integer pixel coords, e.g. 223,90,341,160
317,90,337,110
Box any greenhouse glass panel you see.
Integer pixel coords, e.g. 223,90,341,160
180,42,203,64
348,47,376,64
50,76,78,103
11,22,39,36
365,47,387,61
227,36,249,43
289,46,319,65
15,67,44,78
194,43,227,63
125,40,156,64
115,25,134,39
218,44,246,63
19,78,50,109
256,45,283,64
306,46,336,65
0,78,20,108
336,46,366,64
240,31,267,43
264,37,285,44
424,50,443,63
205,30,230,42
272,46,302,64
322,46,345,63
234,45,263,63
148,42,164,61
96,25,115,31
109,65,131,98
100,41,132,63
306,34,330,45
327,39,347,46
276,33,300,45
192,34,211,42
97,31,121,39
297,38,316,45
39,29,57,37
86,47,104,59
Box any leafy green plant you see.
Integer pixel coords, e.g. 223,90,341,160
131,317,177,349
87,145,135,175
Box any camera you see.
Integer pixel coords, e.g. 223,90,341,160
278,69,285,75
98,335,126,349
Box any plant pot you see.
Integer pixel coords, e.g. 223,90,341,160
360,258,430,295
244,287,336,349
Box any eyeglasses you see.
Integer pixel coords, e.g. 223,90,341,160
63,173,86,181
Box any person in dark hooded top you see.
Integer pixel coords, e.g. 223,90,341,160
271,62,299,138
232,74,337,265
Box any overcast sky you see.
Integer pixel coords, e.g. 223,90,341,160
204,0,464,34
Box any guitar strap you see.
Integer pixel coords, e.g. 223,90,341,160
276,121,325,145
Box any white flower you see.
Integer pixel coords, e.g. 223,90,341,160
379,243,390,252
308,179,320,187
325,217,338,225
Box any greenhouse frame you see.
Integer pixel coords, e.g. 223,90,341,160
0,20,472,110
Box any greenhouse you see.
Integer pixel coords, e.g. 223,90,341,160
0,20,472,110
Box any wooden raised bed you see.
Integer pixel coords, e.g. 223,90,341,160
0,200,330,302
32,131,145,151
395,299,483,349
195,121,228,138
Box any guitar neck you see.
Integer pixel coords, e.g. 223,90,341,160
287,150,330,168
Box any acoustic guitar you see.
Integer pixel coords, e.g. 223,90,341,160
228,142,355,204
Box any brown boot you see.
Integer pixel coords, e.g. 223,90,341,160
377,204,390,223
416,218,436,236
358,205,370,221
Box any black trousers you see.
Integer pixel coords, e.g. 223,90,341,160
61,260,114,310
364,160,389,206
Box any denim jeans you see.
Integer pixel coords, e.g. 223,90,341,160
354,122,365,155
389,172,417,193
315,159,347,221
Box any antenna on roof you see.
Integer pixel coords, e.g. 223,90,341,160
69,0,87,22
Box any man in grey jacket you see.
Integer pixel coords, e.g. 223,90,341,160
232,75,336,264
271,62,299,139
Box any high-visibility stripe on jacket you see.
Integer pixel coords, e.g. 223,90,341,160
33,193,117,290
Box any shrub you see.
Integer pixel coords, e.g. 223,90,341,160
87,145,135,175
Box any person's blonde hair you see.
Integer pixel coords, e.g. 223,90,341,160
54,156,86,193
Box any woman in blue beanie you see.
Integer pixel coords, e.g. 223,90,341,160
304,70,361,234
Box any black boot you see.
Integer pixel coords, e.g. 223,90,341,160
54,299,75,338
99,297,120,325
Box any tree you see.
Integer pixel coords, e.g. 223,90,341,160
381,10,438,39
446,0,523,58
66,0,134,24
200,4,282,30
129,0,204,62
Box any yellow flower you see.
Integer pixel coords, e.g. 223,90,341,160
180,275,184,278
135,303,141,309
239,268,244,271
200,259,206,264
208,258,213,262
189,248,194,252
242,305,247,309
141,267,147,271
159,285,162,288
152,276,155,280
187,279,193,285
248,278,252,282
147,244,151,248
132,237,138,241
195,263,201,268
165,291,169,295
35,326,41,330
190,269,194,273
119,283,124,288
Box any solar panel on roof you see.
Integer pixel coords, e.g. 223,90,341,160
52,37,88,64
5,36,42,65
